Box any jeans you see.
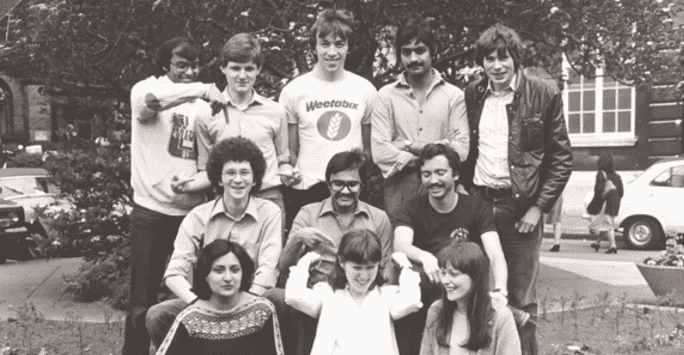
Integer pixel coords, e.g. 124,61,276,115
122,204,184,355
473,189,540,355
264,288,318,355
146,298,187,348
383,167,424,227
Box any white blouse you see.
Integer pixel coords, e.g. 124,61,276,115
285,264,422,355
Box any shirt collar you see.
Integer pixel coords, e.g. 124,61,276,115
210,196,259,221
318,197,370,218
222,89,264,108
486,73,518,96
396,68,444,92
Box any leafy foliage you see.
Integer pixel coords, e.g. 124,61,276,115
1,0,682,304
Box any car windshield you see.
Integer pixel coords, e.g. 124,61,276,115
0,176,54,198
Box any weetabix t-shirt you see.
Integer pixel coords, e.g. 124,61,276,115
279,71,376,189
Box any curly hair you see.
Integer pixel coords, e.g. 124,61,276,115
418,143,461,175
192,239,255,300
206,137,266,195
309,8,355,53
474,23,525,72
219,33,263,68
154,37,200,75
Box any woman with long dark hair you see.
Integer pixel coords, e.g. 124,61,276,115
586,152,624,254
420,242,520,355
156,240,284,355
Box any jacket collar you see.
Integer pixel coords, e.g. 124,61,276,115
210,196,259,221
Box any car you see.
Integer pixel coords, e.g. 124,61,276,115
615,156,684,250
0,168,59,263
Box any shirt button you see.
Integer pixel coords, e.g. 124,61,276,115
510,165,515,170
420,110,423,114
515,194,520,198
419,127,423,131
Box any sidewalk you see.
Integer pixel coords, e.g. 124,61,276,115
0,239,658,322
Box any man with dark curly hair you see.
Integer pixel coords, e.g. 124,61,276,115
145,136,282,349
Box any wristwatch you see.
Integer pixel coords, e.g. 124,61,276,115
403,140,413,151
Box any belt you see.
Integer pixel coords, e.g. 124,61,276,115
475,185,512,200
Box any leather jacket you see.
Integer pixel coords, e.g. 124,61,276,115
460,71,573,213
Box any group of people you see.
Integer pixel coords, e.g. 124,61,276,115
124,8,572,355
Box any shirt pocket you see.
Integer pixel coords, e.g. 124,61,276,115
521,115,544,151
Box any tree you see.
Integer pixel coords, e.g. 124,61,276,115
1,0,681,306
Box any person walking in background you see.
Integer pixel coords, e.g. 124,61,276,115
420,241,521,355
155,240,284,355
280,9,377,231
459,24,572,355
586,152,623,254
547,195,564,252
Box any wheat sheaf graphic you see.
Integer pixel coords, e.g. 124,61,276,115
327,113,343,140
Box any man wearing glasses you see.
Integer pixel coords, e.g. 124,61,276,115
126,37,225,355
265,149,392,355
146,137,282,349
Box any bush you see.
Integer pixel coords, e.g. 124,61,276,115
6,152,45,168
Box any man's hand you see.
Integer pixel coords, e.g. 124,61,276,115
170,175,194,194
206,85,228,115
391,252,412,269
144,93,162,112
419,251,440,283
515,205,543,234
278,167,302,187
296,251,321,268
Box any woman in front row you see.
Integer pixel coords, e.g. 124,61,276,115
420,241,521,355
285,229,422,355
156,240,284,355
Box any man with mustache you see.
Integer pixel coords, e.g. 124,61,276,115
459,24,572,355
371,16,469,228
393,143,508,355
280,9,377,232
265,149,393,355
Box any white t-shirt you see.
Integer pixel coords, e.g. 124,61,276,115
280,71,376,189
130,75,211,215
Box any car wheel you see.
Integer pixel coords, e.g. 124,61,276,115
623,217,664,250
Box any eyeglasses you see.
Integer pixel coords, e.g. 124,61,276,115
329,180,361,192
170,61,201,71
223,170,253,180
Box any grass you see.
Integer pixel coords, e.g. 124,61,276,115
2,297,684,355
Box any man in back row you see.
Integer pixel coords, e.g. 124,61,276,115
372,16,469,226
460,24,572,355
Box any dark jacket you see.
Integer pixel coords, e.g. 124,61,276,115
460,71,573,214
586,170,624,216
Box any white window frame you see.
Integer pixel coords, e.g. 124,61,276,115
562,56,638,147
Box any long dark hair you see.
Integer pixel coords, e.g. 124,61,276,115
331,229,385,291
435,242,494,351
192,240,255,300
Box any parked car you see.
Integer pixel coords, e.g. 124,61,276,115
0,168,59,263
615,156,684,250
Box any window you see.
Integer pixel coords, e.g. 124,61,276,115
650,165,684,188
563,57,637,147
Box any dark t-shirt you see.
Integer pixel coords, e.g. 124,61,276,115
394,193,496,255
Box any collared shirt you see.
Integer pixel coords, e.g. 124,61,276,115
291,197,393,268
371,69,469,178
164,196,282,289
474,75,518,188
196,90,289,190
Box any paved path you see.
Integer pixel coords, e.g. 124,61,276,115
0,237,661,322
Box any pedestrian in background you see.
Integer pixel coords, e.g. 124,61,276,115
586,152,623,254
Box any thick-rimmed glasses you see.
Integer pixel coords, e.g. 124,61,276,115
329,180,361,192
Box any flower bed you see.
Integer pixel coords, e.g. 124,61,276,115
639,233,684,297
